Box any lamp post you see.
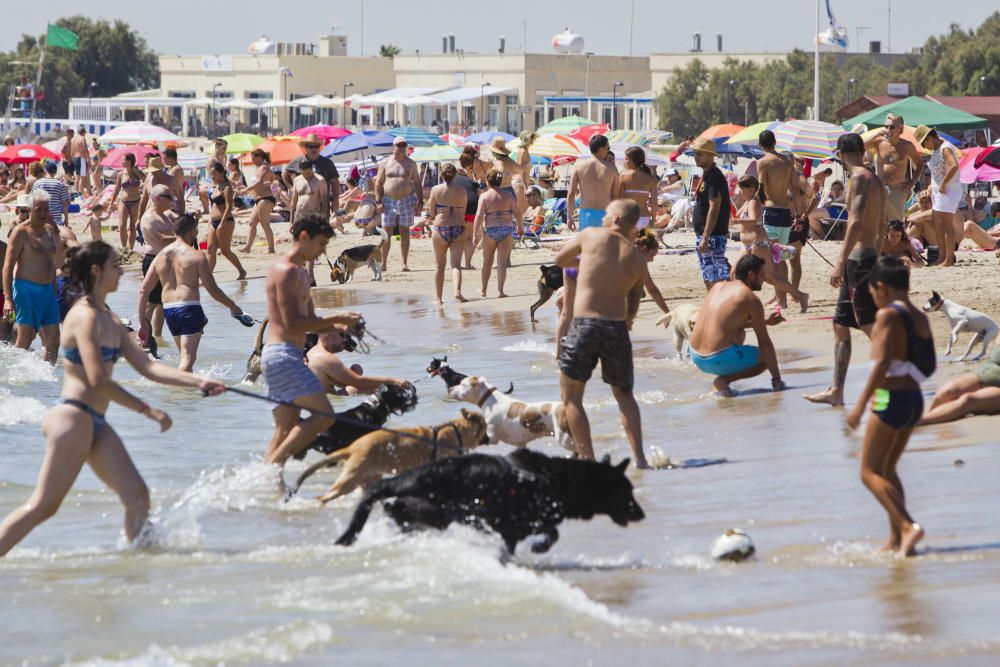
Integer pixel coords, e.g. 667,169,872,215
88,81,97,118
726,79,736,123
480,81,492,131
343,81,354,126
846,78,857,106
211,82,222,139
612,81,623,130
979,76,987,95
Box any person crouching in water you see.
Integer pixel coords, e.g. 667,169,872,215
0,241,226,556
846,256,935,557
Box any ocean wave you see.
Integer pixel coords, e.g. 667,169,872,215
0,387,46,426
0,345,58,384
501,339,552,353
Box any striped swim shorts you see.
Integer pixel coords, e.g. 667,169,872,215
261,343,323,404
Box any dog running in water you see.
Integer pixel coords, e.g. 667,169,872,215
329,227,389,284
529,264,564,323
426,356,513,394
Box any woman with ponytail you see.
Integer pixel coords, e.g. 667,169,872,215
619,146,658,231
0,241,226,556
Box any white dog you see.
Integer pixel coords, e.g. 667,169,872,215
449,376,576,453
922,291,999,361
656,303,700,357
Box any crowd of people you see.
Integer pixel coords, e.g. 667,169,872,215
1,112,998,562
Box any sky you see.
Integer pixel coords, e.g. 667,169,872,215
1,1,995,58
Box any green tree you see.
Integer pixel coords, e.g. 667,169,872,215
0,16,159,118
378,44,401,59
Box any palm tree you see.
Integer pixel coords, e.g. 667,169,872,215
379,44,401,59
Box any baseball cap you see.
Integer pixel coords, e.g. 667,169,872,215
15,193,31,209
392,136,407,146
665,168,679,177
44,159,58,173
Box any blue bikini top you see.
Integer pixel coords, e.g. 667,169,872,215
64,346,121,365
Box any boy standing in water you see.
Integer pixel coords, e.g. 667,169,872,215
846,257,934,557
555,199,650,469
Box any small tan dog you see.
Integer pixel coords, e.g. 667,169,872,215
656,303,700,358
330,227,389,283
288,409,489,504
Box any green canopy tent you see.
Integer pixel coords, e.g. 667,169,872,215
842,96,988,133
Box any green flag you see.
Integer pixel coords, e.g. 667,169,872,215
46,24,79,50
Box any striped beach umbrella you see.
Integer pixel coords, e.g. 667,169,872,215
98,122,181,145
100,145,161,169
725,121,782,146
464,130,516,145
566,123,610,143
438,133,470,146
177,152,209,170
410,145,462,163
388,127,445,147
512,134,583,159
537,115,599,135
774,120,845,159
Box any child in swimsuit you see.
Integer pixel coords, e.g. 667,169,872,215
847,256,935,557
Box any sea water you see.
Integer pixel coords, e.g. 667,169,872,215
2,270,1000,666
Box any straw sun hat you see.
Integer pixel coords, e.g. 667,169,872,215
911,125,937,148
690,138,719,157
297,133,323,147
490,136,511,156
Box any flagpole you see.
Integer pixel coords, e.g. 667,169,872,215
813,0,820,121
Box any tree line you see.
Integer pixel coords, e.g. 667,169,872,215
655,11,1000,137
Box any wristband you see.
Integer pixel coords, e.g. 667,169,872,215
138,402,150,415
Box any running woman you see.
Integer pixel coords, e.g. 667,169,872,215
846,256,935,557
0,241,225,556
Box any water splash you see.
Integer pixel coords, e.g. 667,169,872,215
0,345,57,384
0,387,46,426
501,339,552,353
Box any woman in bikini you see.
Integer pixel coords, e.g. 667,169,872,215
489,138,524,222
881,220,926,267
241,148,276,254
846,257,934,557
0,241,225,556
109,153,144,251
206,163,246,279
734,175,809,312
425,163,469,304
474,169,521,298
618,146,658,230
456,152,483,269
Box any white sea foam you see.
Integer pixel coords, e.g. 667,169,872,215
501,339,552,353
0,345,57,384
0,387,46,426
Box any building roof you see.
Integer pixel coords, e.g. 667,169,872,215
925,96,1000,118
352,87,448,106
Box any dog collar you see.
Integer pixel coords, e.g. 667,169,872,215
477,386,498,408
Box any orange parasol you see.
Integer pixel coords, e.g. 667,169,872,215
240,136,304,165
696,124,746,142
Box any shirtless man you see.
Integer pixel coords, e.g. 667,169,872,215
60,128,75,186
162,148,187,214
787,153,816,296
2,190,61,362
806,133,886,406
138,184,177,345
138,156,180,218
689,254,784,396
876,113,923,225
137,214,250,371
374,137,422,272
261,213,364,467
567,134,620,232
554,199,650,469
307,329,410,394
757,131,799,304
290,160,329,224
70,127,90,195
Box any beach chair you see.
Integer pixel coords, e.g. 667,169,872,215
515,208,562,249
820,204,848,241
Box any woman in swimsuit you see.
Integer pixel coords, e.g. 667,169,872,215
457,152,483,269
881,220,926,268
241,148,276,254
474,169,521,298
109,153,144,251
490,138,524,222
0,241,225,556
846,257,934,557
618,147,658,231
206,162,246,279
425,163,469,304
734,176,809,312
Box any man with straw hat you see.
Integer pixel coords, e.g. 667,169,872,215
876,113,923,226
690,138,731,289
374,136,421,272
568,135,619,231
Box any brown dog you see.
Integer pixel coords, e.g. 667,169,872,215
288,409,489,504
329,227,388,283
242,317,269,383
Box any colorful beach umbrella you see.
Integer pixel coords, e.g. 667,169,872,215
387,127,445,147
0,144,60,165
724,121,782,146
290,124,352,144
566,123,610,143
512,134,583,159
774,120,845,159
240,136,303,165
464,130,516,145
410,145,462,163
959,147,1000,184
697,124,745,143
177,152,210,170
221,133,265,154
438,133,470,146
100,145,161,169
98,122,181,145
537,115,599,135
322,130,396,157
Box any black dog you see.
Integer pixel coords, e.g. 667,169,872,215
300,383,419,459
335,448,644,554
529,264,564,323
426,356,467,389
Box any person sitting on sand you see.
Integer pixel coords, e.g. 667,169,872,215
920,346,1000,425
846,256,933,557
881,220,926,267
959,202,1000,251
688,254,785,397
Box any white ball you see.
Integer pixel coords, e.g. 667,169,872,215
711,528,755,562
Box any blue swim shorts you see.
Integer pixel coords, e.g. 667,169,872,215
163,301,208,337
12,278,60,331
261,342,324,403
578,208,604,230
690,344,760,377
696,235,731,284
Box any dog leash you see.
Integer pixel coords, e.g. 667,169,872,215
805,239,837,269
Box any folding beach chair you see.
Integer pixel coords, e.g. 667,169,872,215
820,204,848,241
515,208,563,249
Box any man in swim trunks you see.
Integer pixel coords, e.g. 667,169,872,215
138,214,250,371
162,148,187,214
70,126,90,195
757,131,797,301
555,199,650,469
374,136,421,272
690,138,731,289
139,184,177,346
876,113,922,225
60,128,75,183
263,213,364,467
805,133,886,407
689,254,784,396
567,134,619,232
2,190,61,362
